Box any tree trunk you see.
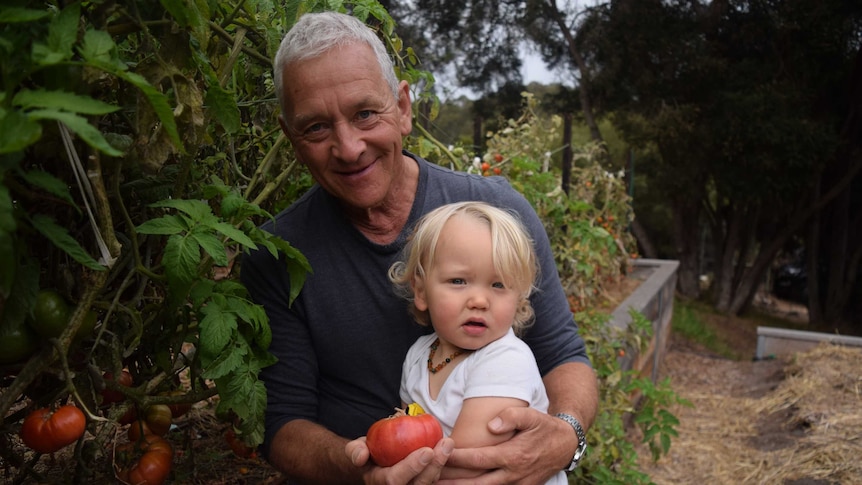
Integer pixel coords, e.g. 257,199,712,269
562,113,572,194
823,174,854,323
671,197,701,298
713,213,739,313
807,172,824,325
545,0,603,143
630,218,658,259
472,115,483,158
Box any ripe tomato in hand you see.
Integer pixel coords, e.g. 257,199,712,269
366,411,443,467
20,405,87,453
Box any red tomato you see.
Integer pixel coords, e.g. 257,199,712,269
159,390,191,418
493,153,504,162
225,427,257,459
20,405,87,453
128,419,153,442
366,413,443,467
118,435,173,485
101,370,133,405
481,162,491,172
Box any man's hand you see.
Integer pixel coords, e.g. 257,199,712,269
438,407,576,484
346,435,455,485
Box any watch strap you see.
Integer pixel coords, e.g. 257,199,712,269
554,413,587,471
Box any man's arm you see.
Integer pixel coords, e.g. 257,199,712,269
545,361,598,429
440,362,598,484
268,419,362,484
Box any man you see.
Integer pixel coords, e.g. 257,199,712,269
240,10,598,484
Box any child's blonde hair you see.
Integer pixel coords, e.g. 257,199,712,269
389,201,539,335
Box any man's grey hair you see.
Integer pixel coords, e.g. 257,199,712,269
273,11,400,114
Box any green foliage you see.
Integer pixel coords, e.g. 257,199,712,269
573,309,690,483
0,0,378,471
477,93,636,312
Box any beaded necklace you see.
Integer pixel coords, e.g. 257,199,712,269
427,338,464,374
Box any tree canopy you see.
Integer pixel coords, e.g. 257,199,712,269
408,0,862,325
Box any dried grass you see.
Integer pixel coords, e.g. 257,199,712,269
635,342,862,484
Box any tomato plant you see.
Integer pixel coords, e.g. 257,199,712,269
19,405,87,454
117,435,173,485
366,411,443,467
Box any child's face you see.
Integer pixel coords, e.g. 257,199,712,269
412,213,521,352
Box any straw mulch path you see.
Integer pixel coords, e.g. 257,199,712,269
633,335,862,484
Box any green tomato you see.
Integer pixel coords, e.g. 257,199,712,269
73,310,99,344
0,315,40,364
28,290,71,339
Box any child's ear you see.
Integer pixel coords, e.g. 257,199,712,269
411,276,428,311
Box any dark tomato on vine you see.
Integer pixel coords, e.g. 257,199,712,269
20,405,87,453
225,427,257,459
101,370,133,405
128,404,172,441
128,419,153,442
0,316,39,364
117,435,173,485
160,390,191,418
145,404,173,436
28,289,71,339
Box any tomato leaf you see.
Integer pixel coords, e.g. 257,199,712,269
13,89,119,115
204,85,241,134
163,233,199,289
136,214,189,235
190,230,229,266
0,110,42,154
201,343,246,380
27,110,122,157
17,168,76,207
150,199,212,222
199,301,237,358
28,214,105,271
209,221,256,250
0,8,49,23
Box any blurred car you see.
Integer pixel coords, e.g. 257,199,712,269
773,259,808,304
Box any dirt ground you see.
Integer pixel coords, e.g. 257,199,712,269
631,300,862,485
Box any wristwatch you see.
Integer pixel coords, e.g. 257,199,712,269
554,413,587,471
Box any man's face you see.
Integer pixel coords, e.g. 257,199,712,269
278,42,413,210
